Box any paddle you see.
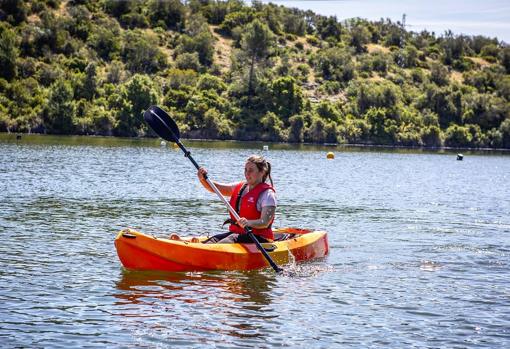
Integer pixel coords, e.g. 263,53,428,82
144,105,283,273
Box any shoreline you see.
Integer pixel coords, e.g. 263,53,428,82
2,132,510,153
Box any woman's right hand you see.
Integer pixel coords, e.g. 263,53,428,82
197,167,208,181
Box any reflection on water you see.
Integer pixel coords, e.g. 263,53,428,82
113,270,278,344
1,134,509,348
115,270,275,308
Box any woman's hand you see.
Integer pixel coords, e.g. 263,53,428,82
237,207,275,230
237,217,249,228
197,167,208,181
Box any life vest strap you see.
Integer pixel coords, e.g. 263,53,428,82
224,183,248,227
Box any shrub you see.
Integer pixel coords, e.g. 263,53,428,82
175,52,201,71
444,124,472,147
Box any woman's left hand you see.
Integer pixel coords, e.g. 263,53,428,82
237,217,249,228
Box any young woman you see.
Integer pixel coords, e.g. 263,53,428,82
197,155,277,244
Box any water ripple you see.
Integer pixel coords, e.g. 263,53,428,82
1,138,510,347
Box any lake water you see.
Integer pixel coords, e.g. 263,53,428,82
1,134,509,348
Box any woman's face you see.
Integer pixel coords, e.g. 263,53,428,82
244,161,264,186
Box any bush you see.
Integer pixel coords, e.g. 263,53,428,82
175,52,201,71
122,30,168,74
444,124,472,147
480,44,500,60
306,35,319,46
287,114,305,142
88,22,121,61
148,0,186,30
315,47,355,83
120,12,149,29
266,76,303,122
260,111,286,141
197,74,227,92
500,118,510,148
349,80,401,115
44,78,76,134
315,100,341,122
500,47,510,74
219,10,254,35
201,108,233,139
0,23,19,80
175,30,215,66
342,117,371,143
421,126,443,147
430,62,449,86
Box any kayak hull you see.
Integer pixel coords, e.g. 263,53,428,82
114,228,329,272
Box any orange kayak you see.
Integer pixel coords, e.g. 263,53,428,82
114,228,329,272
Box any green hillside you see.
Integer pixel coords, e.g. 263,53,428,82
1,0,509,148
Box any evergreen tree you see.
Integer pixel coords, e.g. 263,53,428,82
240,20,275,98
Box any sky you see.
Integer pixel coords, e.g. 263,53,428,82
260,0,510,42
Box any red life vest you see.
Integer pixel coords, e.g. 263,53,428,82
228,181,275,240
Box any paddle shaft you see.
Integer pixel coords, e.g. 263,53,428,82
173,139,283,273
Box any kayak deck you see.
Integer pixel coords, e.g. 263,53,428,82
115,228,329,272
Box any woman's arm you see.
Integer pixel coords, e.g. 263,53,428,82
197,167,235,196
238,206,276,229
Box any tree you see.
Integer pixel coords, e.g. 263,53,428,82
430,62,449,86
88,21,121,61
500,47,510,74
148,0,186,30
444,124,472,147
305,116,338,143
44,79,76,134
317,16,342,41
315,47,355,83
352,81,400,115
122,30,168,74
125,74,160,126
350,25,370,53
418,85,461,128
82,63,98,101
267,76,303,123
463,93,508,130
201,108,233,139
421,126,443,147
260,111,286,141
111,74,160,136
480,44,500,60
104,0,136,18
500,118,510,148
240,20,275,97
0,23,18,80
305,117,326,143
441,32,468,65
288,114,305,143
219,8,254,35
283,13,305,36
176,16,215,67
0,0,28,25
5,77,45,132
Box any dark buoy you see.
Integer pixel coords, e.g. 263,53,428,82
457,154,463,161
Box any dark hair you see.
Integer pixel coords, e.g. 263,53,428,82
247,155,273,187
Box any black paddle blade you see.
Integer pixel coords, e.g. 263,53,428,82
144,105,180,143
